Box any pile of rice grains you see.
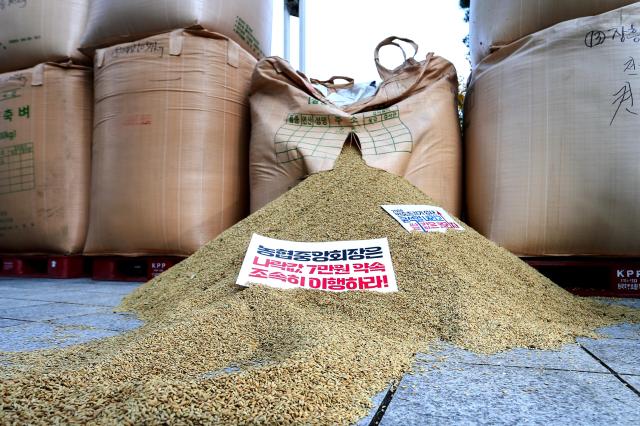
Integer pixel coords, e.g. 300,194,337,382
1,145,638,424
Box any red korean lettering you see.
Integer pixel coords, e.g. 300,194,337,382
249,268,268,279
308,277,324,289
329,264,350,274
268,271,287,282
287,274,305,287
325,277,346,291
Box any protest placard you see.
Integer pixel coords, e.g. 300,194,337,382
236,234,398,293
382,205,464,233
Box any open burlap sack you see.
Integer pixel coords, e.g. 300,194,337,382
249,37,461,215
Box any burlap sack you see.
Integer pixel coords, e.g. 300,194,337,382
0,0,89,73
249,37,462,215
80,0,272,59
465,4,640,256
0,63,92,254
470,0,636,66
84,30,256,256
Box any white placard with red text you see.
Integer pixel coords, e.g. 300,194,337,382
381,205,464,233
236,234,398,293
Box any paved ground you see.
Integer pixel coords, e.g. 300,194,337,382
1,278,639,424
0,278,141,352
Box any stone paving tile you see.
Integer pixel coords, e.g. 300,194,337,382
0,279,78,289
0,286,54,300
54,312,143,332
597,323,640,340
0,289,128,307
79,283,143,296
596,298,640,309
0,302,108,321
355,387,390,426
579,337,640,375
622,375,640,390
0,298,51,309
379,362,640,425
594,298,640,339
0,279,142,353
0,318,28,328
0,322,120,352
0,278,141,295
38,290,126,307
415,342,607,373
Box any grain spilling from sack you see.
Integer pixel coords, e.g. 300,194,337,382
250,37,462,215
1,145,638,424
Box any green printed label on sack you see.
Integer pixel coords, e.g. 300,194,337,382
0,130,15,141
0,83,27,103
0,35,41,52
0,88,20,102
274,106,413,163
0,103,29,143
233,16,265,58
0,0,28,11
0,142,35,195
0,209,14,237
0,75,27,100
2,104,29,121
0,0,48,52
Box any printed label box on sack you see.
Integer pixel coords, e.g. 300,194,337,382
237,234,398,293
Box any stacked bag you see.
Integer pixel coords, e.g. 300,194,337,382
465,1,640,255
0,0,92,254
468,0,636,67
82,0,272,256
0,0,90,72
0,0,273,257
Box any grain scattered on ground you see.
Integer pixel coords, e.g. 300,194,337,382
1,144,638,425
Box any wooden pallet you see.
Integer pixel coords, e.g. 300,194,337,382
0,255,87,279
0,255,184,281
90,256,184,282
523,257,640,298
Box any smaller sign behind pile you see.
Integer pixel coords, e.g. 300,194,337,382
381,205,463,233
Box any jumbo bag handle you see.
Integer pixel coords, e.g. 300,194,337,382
345,37,436,113
310,76,355,89
374,36,420,81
